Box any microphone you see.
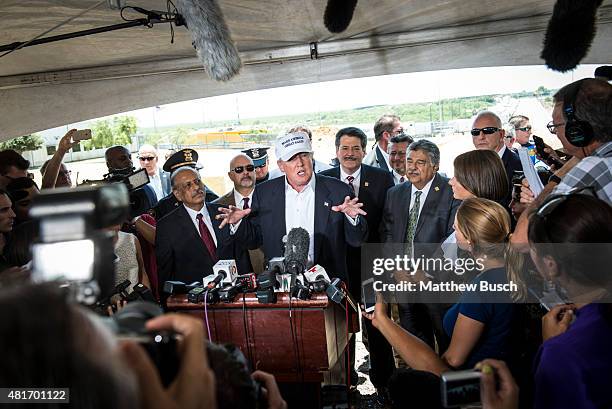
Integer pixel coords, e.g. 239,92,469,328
175,0,242,81
324,0,358,33
326,278,358,312
204,259,238,289
284,227,310,275
304,264,331,284
541,0,604,72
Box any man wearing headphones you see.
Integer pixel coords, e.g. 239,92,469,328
511,78,612,250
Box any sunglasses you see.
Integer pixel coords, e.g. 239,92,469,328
470,127,500,136
138,156,156,162
516,126,532,132
232,165,255,174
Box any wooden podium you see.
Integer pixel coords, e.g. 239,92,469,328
166,292,353,383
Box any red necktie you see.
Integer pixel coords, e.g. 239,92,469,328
243,197,250,209
196,213,218,262
346,175,355,194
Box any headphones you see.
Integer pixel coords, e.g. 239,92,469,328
563,79,594,147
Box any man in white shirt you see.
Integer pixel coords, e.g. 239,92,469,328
138,144,170,200
218,131,367,284
363,114,403,172
213,154,265,273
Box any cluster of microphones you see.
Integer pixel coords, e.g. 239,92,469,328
163,227,357,311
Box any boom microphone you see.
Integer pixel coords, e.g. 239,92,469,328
541,0,604,72
176,0,242,81
324,0,358,33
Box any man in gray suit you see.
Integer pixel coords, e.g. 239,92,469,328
381,139,460,352
363,114,403,172
213,154,265,273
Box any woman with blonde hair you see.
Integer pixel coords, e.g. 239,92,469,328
365,198,517,381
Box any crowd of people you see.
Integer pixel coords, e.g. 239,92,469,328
0,76,610,409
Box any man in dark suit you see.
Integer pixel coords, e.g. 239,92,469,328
382,140,460,352
153,149,219,220
155,166,246,286
213,153,265,274
218,131,367,285
471,111,522,206
321,127,395,402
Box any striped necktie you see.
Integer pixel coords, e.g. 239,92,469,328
405,191,422,256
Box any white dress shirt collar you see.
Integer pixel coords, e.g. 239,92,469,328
233,189,254,209
183,203,218,246
497,145,507,158
340,166,362,196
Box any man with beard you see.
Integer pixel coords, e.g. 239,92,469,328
214,154,265,273
156,167,248,285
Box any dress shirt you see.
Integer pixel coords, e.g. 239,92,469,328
148,170,164,200
233,189,254,210
285,176,316,266
378,145,391,170
340,166,362,197
497,145,506,159
183,204,218,247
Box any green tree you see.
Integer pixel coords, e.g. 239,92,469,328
88,119,114,149
0,134,43,153
113,116,138,145
169,127,190,147
144,132,165,147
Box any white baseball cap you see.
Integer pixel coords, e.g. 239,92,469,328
274,131,313,162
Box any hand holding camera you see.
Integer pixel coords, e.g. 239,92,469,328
477,359,519,409
119,313,216,409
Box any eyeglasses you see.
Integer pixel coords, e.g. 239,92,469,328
536,186,596,218
516,126,532,132
138,156,156,162
232,165,255,174
547,121,566,134
470,127,500,136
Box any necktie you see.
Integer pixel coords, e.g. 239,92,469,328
405,191,422,256
399,176,405,183
196,213,218,262
346,175,355,194
243,197,250,209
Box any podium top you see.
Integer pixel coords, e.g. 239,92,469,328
166,291,331,310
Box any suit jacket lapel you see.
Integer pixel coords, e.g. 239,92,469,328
376,146,389,172
396,183,412,240
314,175,332,260
272,178,287,249
178,205,208,254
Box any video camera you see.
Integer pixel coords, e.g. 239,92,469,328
80,167,153,219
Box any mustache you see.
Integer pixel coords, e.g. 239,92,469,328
191,188,204,197
343,156,358,161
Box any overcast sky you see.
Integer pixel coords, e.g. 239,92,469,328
50,64,599,133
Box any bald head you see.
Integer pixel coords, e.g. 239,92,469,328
228,154,255,194
105,146,132,172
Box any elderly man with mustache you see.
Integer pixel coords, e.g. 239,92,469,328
155,166,249,286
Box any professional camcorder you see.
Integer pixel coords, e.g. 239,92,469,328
80,167,153,218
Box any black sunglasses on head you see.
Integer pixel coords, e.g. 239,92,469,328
471,127,500,136
232,165,255,174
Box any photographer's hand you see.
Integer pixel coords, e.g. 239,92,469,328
120,313,216,409
542,304,575,341
252,370,287,409
477,359,519,409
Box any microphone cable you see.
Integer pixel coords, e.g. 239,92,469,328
288,288,303,385
242,292,254,367
204,289,212,341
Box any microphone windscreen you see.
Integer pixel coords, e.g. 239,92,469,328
324,0,358,33
176,0,242,81
541,0,604,72
284,227,310,269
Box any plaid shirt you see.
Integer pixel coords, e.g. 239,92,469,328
553,141,612,204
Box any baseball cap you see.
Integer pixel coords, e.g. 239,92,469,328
274,132,313,162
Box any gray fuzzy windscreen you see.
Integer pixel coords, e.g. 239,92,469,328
176,0,242,81
284,227,310,268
